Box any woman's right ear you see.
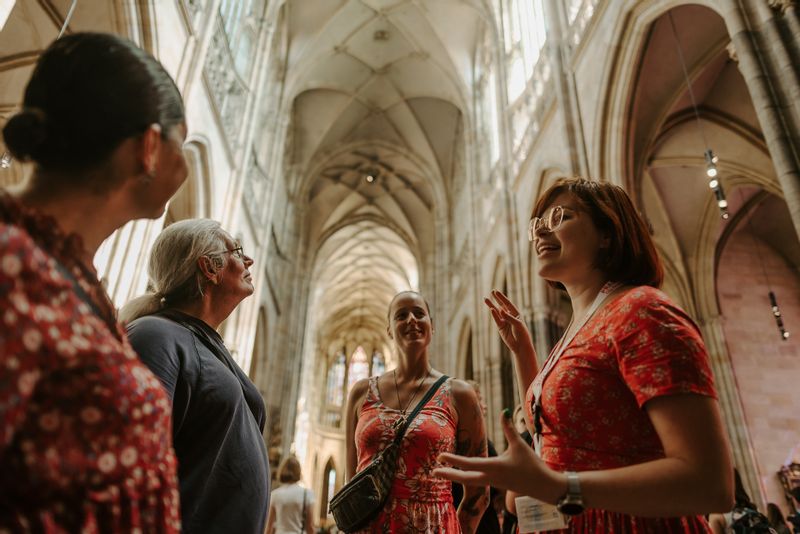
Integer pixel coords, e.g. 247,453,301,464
139,123,162,177
197,256,218,283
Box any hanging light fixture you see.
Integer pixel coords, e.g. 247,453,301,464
668,13,728,220
705,149,728,218
740,189,790,342
769,291,790,340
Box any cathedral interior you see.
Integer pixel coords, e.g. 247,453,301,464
1,0,799,525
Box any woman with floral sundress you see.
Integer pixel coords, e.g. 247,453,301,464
1,33,186,531
436,178,734,533
344,290,488,533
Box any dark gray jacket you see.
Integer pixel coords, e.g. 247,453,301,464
127,310,269,534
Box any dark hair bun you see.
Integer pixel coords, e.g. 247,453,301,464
2,108,48,162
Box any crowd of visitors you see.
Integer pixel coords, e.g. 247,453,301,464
2,31,798,534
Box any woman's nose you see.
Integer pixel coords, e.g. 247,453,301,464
244,255,254,267
533,222,552,239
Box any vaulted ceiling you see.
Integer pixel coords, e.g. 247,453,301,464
629,5,797,304
287,0,491,353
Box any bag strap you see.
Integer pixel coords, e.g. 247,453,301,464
392,375,448,445
300,487,306,533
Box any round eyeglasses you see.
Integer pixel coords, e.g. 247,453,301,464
528,205,564,241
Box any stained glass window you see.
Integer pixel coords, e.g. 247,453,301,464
371,351,385,376
347,346,370,392
326,352,346,407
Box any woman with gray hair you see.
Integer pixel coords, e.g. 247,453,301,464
120,218,269,534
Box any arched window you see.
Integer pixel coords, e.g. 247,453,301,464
325,352,346,408
321,347,389,428
218,0,265,76
504,0,547,103
371,351,385,377
347,346,370,392
320,459,337,521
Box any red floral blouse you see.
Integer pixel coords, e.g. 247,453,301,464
0,192,180,532
525,286,717,533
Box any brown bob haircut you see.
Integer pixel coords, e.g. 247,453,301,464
532,178,663,289
278,455,302,484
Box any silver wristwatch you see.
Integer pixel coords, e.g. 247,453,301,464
556,471,585,515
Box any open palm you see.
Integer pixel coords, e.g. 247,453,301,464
485,290,535,356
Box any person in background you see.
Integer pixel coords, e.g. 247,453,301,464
344,290,488,532
267,456,315,534
0,32,186,531
121,219,269,534
501,404,533,534
709,469,774,533
436,178,734,532
767,502,792,534
452,380,502,534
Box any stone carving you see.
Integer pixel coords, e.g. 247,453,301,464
768,0,796,13
566,0,601,48
204,16,250,149
185,0,204,22
726,41,738,63
243,156,270,230
510,53,554,174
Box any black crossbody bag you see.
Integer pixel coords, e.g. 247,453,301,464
329,375,448,533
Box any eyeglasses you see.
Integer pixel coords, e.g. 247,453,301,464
210,243,245,260
528,205,564,241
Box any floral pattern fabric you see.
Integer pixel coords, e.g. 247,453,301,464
525,286,716,533
0,192,180,533
354,376,459,533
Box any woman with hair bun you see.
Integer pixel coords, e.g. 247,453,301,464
0,33,186,531
121,219,268,534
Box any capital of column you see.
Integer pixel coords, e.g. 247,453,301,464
768,0,796,14
726,41,739,63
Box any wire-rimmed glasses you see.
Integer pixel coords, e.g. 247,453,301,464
528,205,564,241
210,243,245,259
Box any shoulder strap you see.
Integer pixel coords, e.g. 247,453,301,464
300,487,306,532
393,375,448,444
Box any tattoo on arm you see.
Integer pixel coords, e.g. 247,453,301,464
456,388,489,534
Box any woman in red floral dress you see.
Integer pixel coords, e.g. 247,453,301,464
344,291,488,533
0,33,187,532
436,179,734,532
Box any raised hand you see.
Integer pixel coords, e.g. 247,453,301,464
434,411,564,504
485,290,535,357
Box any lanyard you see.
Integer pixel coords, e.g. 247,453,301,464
531,281,622,455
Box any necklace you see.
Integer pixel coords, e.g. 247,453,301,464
393,368,430,415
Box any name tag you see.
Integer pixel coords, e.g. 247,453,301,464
515,496,568,532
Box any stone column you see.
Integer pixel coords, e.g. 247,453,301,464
544,0,590,178
720,0,800,239
756,1,800,138
698,315,765,508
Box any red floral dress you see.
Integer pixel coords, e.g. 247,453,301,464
525,286,716,533
0,192,181,532
354,376,460,533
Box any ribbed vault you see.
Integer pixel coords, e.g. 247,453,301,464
310,220,417,353
286,0,490,360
